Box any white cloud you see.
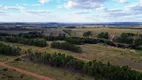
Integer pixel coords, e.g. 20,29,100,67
95,1,142,21
0,5,3,8
0,10,6,13
72,10,91,14
57,5,63,8
126,2,142,15
64,0,105,9
32,4,41,6
4,6,25,11
25,10,53,14
38,0,50,4
119,0,128,3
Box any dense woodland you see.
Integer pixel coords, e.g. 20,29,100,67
27,51,142,80
0,43,20,55
51,42,82,53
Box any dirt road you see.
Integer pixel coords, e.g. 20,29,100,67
0,62,54,80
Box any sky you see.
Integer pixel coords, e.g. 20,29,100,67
0,0,142,23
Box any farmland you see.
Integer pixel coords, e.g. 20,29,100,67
0,26,142,80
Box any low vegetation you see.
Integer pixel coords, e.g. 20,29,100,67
0,67,38,80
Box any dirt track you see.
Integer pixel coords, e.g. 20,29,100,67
0,62,54,80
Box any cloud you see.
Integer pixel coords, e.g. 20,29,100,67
4,6,25,11
57,5,63,8
96,0,142,18
96,6,132,18
32,4,41,6
72,10,91,14
64,0,106,9
38,0,50,4
0,11,6,13
126,2,142,15
25,10,53,14
0,5,3,8
119,0,128,3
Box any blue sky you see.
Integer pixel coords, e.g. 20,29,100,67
0,0,142,22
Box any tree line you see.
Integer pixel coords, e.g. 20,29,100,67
65,37,84,45
0,42,20,56
0,36,47,47
27,51,142,80
113,33,142,50
51,42,82,53
66,35,142,50
44,33,66,41
18,31,44,38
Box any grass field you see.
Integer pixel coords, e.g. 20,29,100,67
7,60,96,80
0,66,38,80
0,54,19,62
6,42,142,71
70,27,142,37
0,27,142,80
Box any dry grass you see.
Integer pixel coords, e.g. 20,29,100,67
5,42,142,71
71,27,142,37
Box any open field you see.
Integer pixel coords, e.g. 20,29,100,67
0,66,38,80
0,54,19,62
0,27,142,80
69,27,142,37
4,42,142,71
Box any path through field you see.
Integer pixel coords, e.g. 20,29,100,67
0,62,54,80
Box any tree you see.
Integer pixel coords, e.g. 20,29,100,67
97,32,109,39
83,31,92,37
51,41,82,53
27,51,142,80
